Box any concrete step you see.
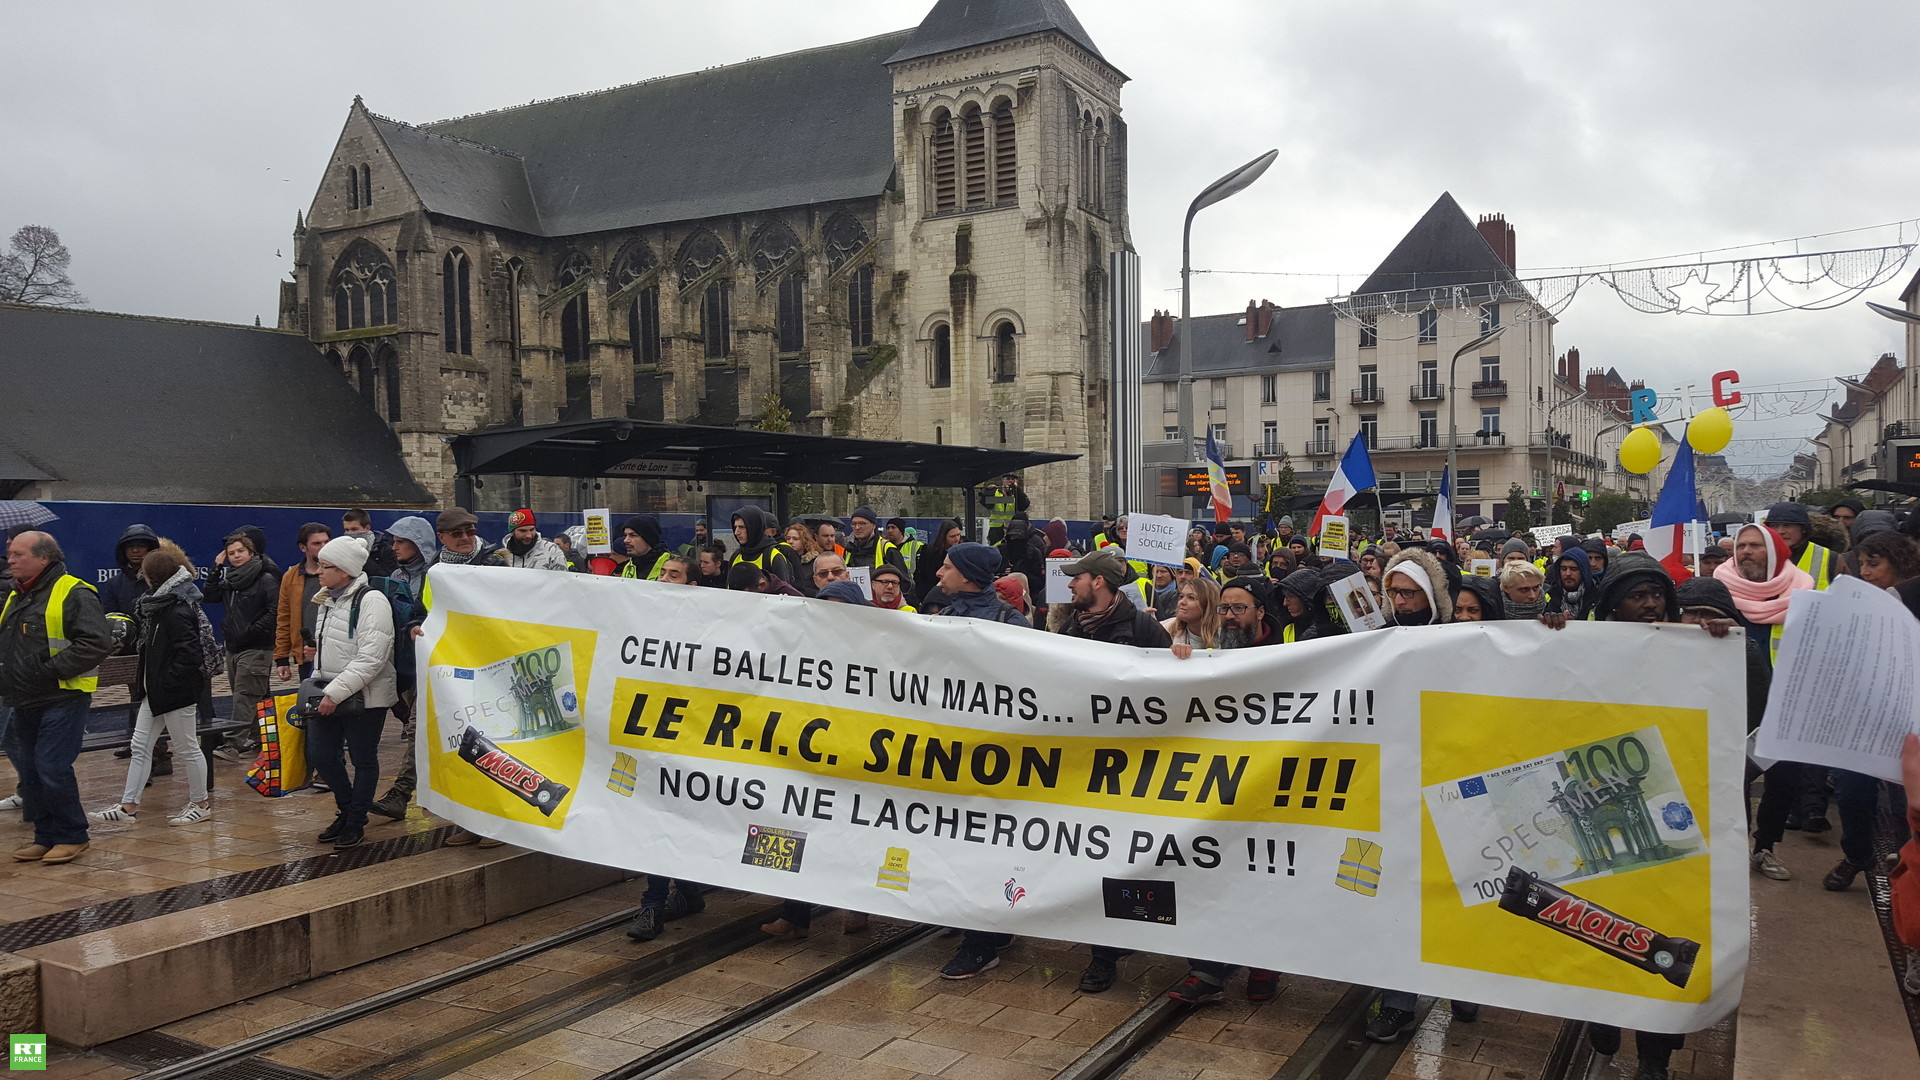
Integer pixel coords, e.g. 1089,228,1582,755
16,846,627,1047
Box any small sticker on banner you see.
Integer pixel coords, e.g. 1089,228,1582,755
1102,877,1176,924
741,824,807,873
606,752,638,797
876,846,912,891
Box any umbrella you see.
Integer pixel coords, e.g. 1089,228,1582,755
0,502,56,530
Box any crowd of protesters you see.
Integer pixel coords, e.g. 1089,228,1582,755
4,482,1919,1080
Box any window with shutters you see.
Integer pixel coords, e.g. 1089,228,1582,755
930,110,956,212
961,105,988,208
992,99,1017,204
442,249,471,354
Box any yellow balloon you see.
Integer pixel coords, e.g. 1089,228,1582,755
1688,407,1733,454
1619,426,1661,475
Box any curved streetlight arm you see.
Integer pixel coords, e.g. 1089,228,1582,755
1179,149,1280,462
1868,301,1920,326
1445,324,1509,494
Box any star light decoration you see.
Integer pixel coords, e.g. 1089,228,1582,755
1662,271,1724,314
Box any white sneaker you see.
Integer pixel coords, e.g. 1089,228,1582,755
1751,849,1792,881
168,804,212,827
87,806,137,824
0,794,21,810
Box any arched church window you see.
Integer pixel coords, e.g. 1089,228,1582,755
823,214,870,274
361,164,373,209
701,283,732,359
612,243,657,290
992,99,1017,204
561,293,591,421
992,321,1017,383
506,258,525,425
931,325,952,388
330,240,394,331
376,342,401,421
677,231,729,288
1079,111,1094,209
749,221,801,284
345,165,359,210
442,249,471,354
847,265,874,349
961,105,987,209
930,109,956,212
628,286,660,364
347,344,374,405
1092,117,1106,212
557,251,592,288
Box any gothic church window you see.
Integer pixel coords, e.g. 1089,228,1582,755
506,258,525,425
678,231,732,360
931,325,952,388
330,240,394,331
361,164,372,208
442,249,472,354
345,165,359,210
750,221,805,355
376,342,401,421
823,214,869,273
847,265,874,349
1092,118,1105,212
930,110,956,212
561,293,591,421
347,344,374,405
557,251,592,287
777,273,805,353
992,321,1016,383
613,244,661,365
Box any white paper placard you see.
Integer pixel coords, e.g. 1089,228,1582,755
1470,559,1497,578
1045,558,1074,603
1330,571,1391,631
847,565,873,600
1530,522,1573,543
1319,516,1350,561
582,509,613,554
1124,513,1187,567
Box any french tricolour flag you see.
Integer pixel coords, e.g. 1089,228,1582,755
1430,466,1454,544
1310,434,1377,537
1644,438,1697,581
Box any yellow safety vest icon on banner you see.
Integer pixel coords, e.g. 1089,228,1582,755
1336,837,1383,896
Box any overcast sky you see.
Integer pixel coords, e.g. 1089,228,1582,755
5,1,1915,473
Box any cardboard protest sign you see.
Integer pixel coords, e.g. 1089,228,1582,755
1125,513,1187,567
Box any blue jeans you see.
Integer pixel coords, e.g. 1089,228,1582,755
307,707,386,828
12,696,91,846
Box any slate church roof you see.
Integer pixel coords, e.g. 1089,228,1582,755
0,304,431,506
887,0,1107,65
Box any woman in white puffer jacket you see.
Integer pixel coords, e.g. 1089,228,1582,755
307,535,397,849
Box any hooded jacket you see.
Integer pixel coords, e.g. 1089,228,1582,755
1220,578,1288,646
133,567,206,714
0,559,114,709
98,523,161,620
995,518,1048,588
202,545,281,653
1549,548,1597,620
507,535,570,572
1382,548,1453,626
1278,569,1340,640
1451,575,1506,622
386,516,439,589
729,507,793,583
1593,551,1680,622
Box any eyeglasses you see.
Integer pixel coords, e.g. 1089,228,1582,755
441,526,477,537
815,566,850,580
1387,587,1426,600
1217,603,1253,615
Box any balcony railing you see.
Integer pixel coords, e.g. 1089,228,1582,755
1470,379,1508,398
1366,432,1510,451
1409,383,1444,402
1254,440,1284,458
1884,420,1920,441
1302,439,1336,457
1350,386,1383,404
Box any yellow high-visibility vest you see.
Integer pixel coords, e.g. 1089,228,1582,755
1796,544,1834,591
1,575,100,693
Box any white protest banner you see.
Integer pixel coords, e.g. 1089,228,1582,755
1756,576,1920,783
1124,513,1187,567
1329,571,1390,632
1531,523,1574,544
419,566,1747,1032
1685,522,1710,561
1470,559,1497,578
847,566,873,600
1045,558,1074,604
1319,516,1351,561
582,509,613,554
1614,519,1651,541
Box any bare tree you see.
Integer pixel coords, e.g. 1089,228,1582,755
0,226,86,307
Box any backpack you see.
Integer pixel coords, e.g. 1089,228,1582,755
194,606,226,680
346,576,423,685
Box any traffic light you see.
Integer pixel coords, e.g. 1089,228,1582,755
1578,490,1592,502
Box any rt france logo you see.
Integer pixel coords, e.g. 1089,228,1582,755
9,1035,46,1070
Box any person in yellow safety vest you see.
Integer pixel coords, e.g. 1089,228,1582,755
0,531,115,864
843,507,907,573
885,518,920,575
980,474,1029,543
1092,513,1117,551
1761,503,1836,591
619,516,669,580
729,507,796,584
1713,523,1817,664
1215,542,1255,581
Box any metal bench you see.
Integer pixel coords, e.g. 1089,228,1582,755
80,655,255,786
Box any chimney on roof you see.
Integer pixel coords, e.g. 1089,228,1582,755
1149,309,1175,353
1585,370,1605,397
1477,213,1517,270
1563,346,1580,382
1244,300,1259,342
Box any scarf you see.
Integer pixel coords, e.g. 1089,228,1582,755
1075,591,1135,634
1503,595,1549,620
224,553,269,590
1713,524,1812,624
438,543,493,566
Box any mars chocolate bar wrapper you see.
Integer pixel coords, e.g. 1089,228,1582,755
457,726,571,817
1497,867,1698,988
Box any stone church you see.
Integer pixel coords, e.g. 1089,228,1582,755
280,0,1129,519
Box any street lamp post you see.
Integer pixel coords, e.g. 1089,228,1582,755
1591,421,1625,492
1179,150,1279,461
1543,389,1590,512
1446,324,1508,504
1868,301,1920,445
